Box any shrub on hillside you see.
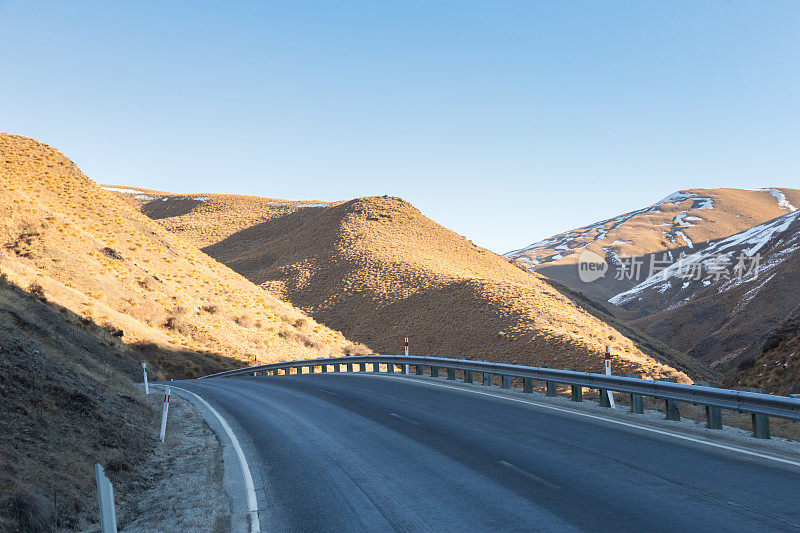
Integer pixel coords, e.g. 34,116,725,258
27,282,46,301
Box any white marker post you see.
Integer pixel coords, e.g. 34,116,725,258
159,387,170,442
94,464,118,533
604,345,616,408
141,362,149,395
403,337,410,374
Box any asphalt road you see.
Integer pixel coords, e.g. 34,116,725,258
176,373,800,532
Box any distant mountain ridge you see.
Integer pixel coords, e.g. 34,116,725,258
505,188,800,302
613,208,800,375
109,186,715,382
505,187,800,387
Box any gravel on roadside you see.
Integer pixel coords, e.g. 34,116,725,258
115,392,230,532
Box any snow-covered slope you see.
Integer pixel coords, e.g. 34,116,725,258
610,210,800,307
612,210,800,373
505,188,800,302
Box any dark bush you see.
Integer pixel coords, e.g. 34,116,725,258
5,491,53,532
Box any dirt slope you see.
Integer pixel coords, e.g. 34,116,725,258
113,187,715,381
0,276,153,530
505,188,800,301
0,133,362,379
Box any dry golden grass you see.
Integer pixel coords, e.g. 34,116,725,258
116,187,708,382
0,133,364,378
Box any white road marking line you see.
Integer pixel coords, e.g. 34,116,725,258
379,376,800,469
499,460,561,489
389,413,419,425
160,385,261,533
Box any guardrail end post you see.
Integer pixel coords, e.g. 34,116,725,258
483,372,491,386
523,378,533,393
431,366,439,378
465,369,473,383
502,375,511,389
546,381,557,397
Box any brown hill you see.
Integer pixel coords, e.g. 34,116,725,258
506,188,800,301
737,313,800,395
610,210,800,375
111,187,715,382
0,133,362,379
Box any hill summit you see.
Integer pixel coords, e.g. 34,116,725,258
111,187,710,381
0,133,362,378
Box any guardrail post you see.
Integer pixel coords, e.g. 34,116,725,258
740,388,771,438
483,372,491,386
322,364,328,373
502,375,511,389
347,363,353,373
523,378,533,393
624,374,644,413
546,381,557,397
415,364,423,375
464,370,473,383
387,362,395,374
599,387,611,407
571,384,582,402
705,405,722,429
373,362,380,372
431,366,439,377
693,381,721,429
447,367,455,380
657,378,680,420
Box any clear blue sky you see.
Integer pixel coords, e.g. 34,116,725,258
2,1,798,253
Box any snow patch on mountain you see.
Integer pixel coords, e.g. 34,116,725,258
752,188,797,211
609,210,800,306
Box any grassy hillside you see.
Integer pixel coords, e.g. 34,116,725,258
0,275,153,530
0,134,365,380
736,313,800,395
115,188,712,381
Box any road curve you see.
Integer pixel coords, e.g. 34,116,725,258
176,373,800,532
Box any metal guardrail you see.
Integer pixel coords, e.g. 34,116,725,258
201,355,800,435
